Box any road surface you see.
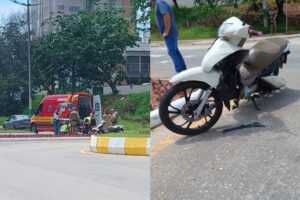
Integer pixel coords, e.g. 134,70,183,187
0,138,149,200
151,37,300,200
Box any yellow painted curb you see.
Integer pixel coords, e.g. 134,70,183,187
125,138,148,156
96,137,109,154
90,136,150,156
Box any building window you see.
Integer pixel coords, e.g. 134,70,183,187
141,56,150,74
127,56,140,73
141,63,149,74
141,56,150,63
69,6,81,13
129,63,140,73
57,5,65,12
128,56,139,63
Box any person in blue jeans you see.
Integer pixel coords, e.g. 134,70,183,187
153,0,187,73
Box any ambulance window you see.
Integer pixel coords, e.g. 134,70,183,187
95,103,100,112
36,103,43,114
47,105,53,113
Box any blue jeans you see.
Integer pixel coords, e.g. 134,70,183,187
165,34,187,73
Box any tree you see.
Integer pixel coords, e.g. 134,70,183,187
32,9,138,94
194,0,220,7
274,0,285,21
131,0,150,28
0,13,29,115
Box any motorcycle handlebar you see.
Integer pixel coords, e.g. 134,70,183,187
248,28,263,37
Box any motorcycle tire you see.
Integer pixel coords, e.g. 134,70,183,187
159,81,223,136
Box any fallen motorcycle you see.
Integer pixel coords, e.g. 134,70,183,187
90,120,124,135
159,16,291,135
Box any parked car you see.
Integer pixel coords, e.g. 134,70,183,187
3,115,31,130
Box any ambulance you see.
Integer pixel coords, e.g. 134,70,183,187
30,92,101,133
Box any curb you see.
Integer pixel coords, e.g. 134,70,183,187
90,135,150,156
0,137,89,142
151,33,300,47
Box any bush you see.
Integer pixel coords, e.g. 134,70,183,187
151,5,229,30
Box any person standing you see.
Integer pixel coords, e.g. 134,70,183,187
69,107,80,134
53,108,60,136
89,109,96,128
154,0,187,73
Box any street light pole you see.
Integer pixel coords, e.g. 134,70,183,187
10,0,40,116
27,0,32,116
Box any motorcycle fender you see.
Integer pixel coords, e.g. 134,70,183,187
170,67,221,88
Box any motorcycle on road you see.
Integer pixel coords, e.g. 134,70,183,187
159,16,291,135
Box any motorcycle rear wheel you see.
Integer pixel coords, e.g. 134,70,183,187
159,81,223,136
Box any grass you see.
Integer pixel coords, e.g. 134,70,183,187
97,131,149,138
152,26,218,41
0,116,7,126
102,92,150,126
151,4,300,41
252,24,300,35
100,92,150,137
152,23,300,41
0,129,32,134
118,119,149,132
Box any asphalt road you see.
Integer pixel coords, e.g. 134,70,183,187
0,139,149,200
151,37,300,199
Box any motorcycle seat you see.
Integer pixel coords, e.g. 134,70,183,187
244,40,281,70
266,38,288,52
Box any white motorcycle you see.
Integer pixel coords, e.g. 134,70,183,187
90,120,125,135
159,16,291,135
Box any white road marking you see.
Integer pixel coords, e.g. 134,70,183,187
151,54,165,58
159,60,172,64
184,55,195,58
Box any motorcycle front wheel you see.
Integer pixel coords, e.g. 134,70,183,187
159,81,223,135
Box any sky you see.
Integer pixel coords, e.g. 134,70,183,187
0,0,27,19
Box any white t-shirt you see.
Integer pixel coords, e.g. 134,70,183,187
54,112,59,120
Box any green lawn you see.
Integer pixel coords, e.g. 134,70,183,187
0,116,8,126
152,23,300,41
0,129,32,134
118,119,149,132
97,131,149,138
152,26,218,41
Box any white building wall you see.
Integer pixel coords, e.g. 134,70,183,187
103,85,149,95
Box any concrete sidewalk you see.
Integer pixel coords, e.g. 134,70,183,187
151,33,300,47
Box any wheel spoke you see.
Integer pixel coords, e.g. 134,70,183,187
184,89,188,102
187,121,193,129
204,116,208,123
179,120,189,127
185,88,194,102
169,105,181,112
168,110,181,114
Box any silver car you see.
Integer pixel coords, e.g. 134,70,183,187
3,115,31,130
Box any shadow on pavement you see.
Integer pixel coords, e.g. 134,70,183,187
175,87,300,145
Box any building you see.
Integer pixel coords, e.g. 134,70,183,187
167,0,194,7
126,43,150,84
30,0,132,37
30,0,149,85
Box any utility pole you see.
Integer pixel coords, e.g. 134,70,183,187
262,0,268,27
27,0,32,116
286,1,288,33
10,0,41,115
